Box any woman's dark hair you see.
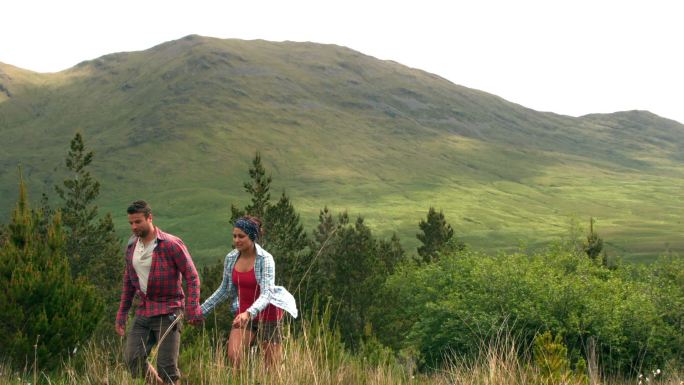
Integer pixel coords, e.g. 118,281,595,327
127,200,152,218
245,215,263,235
235,215,263,241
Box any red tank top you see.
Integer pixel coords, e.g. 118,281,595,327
233,267,283,321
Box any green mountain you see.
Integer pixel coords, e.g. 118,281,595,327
2,35,683,263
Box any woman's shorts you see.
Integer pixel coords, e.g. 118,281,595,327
234,319,283,344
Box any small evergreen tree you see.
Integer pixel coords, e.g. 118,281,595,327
309,207,346,300
55,132,100,263
310,209,403,349
583,217,603,261
533,331,572,384
231,152,272,221
314,206,339,245
33,193,55,241
0,173,102,370
376,233,405,275
54,133,122,297
264,192,309,287
416,207,460,263
0,223,7,248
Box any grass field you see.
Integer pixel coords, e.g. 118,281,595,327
2,320,681,385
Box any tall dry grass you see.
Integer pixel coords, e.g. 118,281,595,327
1,321,681,385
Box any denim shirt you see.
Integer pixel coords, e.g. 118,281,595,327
200,243,298,319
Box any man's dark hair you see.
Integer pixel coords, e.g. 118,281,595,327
127,200,152,218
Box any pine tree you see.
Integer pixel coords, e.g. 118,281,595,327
33,193,55,241
0,172,102,370
231,152,272,221
533,331,572,384
310,209,403,348
264,192,309,287
308,207,346,302
416,207,459,263
54,133,122,312
314,206,341,244
55,132,100,258
0,223,7,248
376,233,405,274
583,217,603,261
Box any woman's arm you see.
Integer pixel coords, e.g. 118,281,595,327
200,252,236,317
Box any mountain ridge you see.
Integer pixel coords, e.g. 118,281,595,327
1,35,683,262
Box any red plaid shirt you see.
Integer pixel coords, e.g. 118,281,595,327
116,227,201,326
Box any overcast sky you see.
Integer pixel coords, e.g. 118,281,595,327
2,0,682,123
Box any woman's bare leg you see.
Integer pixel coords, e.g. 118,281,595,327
262,342,282,369
227,327,254,369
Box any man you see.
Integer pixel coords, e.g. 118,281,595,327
115,200,202,385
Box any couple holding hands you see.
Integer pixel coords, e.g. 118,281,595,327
115,200,297,385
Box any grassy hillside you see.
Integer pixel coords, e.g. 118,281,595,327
1,35,683,263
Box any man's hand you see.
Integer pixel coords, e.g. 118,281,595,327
115,323,125,336
187,318,203,327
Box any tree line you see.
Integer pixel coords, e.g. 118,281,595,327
1,133,682,377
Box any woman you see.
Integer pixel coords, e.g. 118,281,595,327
200,216,298,368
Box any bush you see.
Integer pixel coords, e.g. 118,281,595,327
647,256,684,365
380,248,678,374
0,178,102,370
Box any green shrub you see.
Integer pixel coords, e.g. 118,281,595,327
0,177,102,370
380,247,677,374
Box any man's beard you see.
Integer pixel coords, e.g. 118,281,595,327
135,227,150,238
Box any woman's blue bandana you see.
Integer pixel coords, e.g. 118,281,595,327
234,218,259,241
